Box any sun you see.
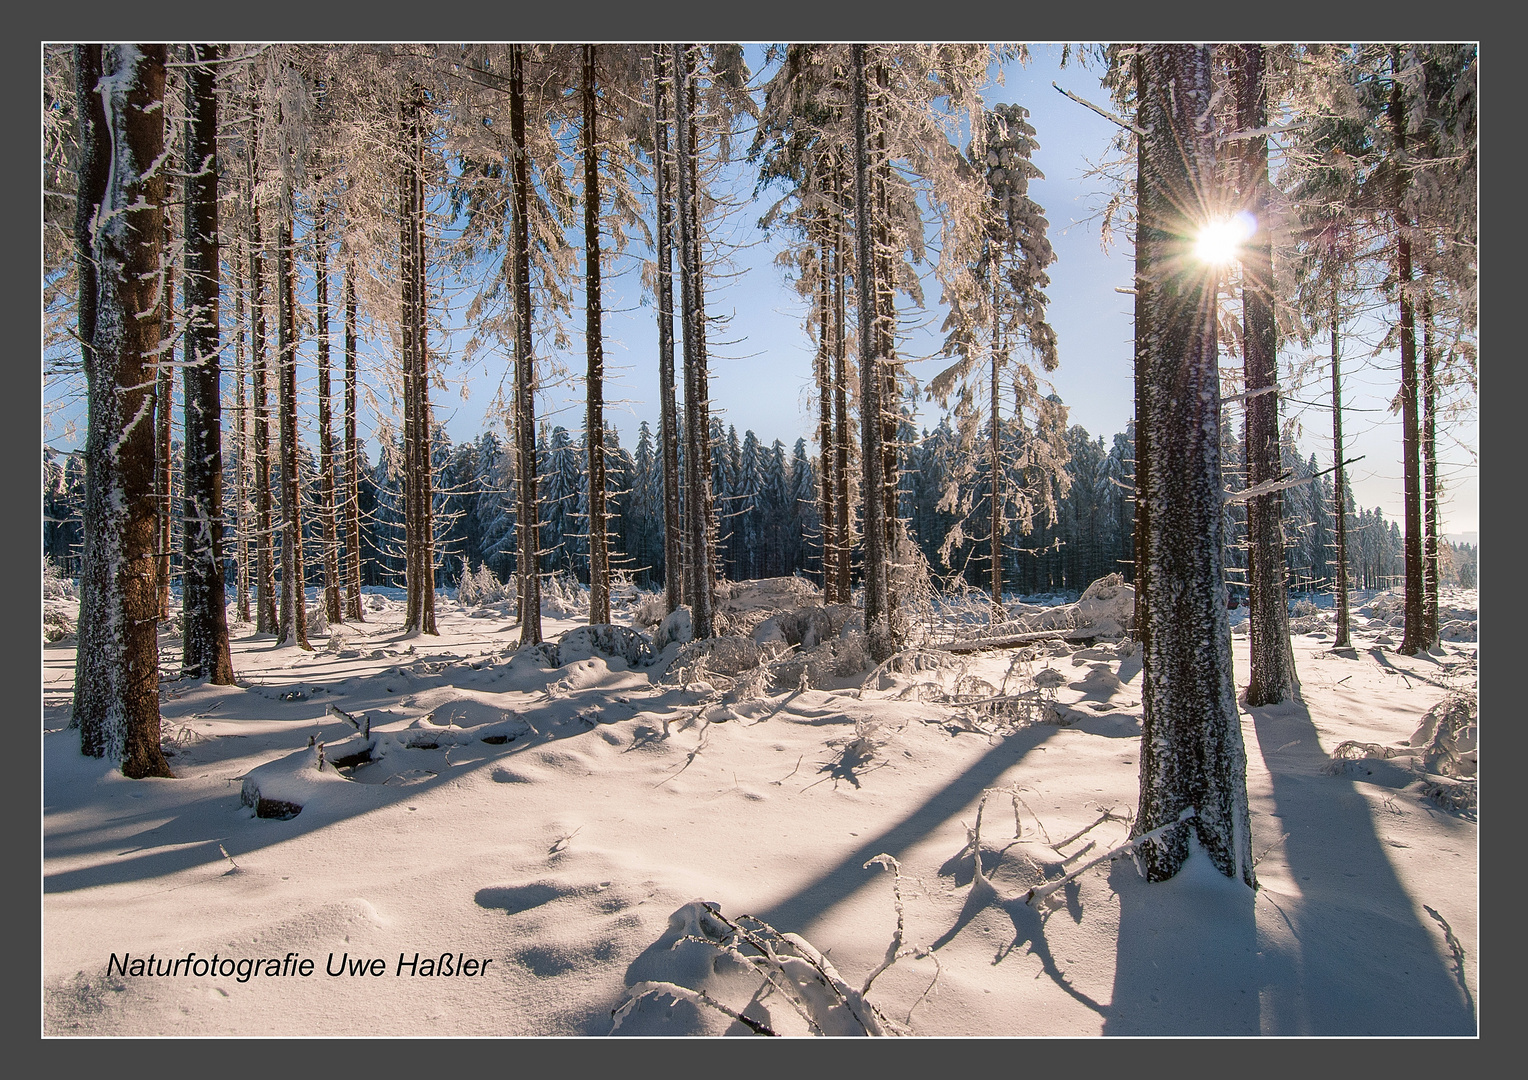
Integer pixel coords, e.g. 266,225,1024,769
1194,212,1257,267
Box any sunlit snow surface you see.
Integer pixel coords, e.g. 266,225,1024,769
43,584,1477,1036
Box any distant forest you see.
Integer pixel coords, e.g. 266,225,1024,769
42,405,1477,605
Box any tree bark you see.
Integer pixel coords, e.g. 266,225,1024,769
1236,44,1296,705
248,127,277,635
583,45,611,625
653,46,683,616
509,44,542,646
675,43,715,638
233,221,250,626
990,266,1003,624
73,43,174,778
343,254,365,621
1331,280,1352,649
851,44,892,663
1421,287,1439,648
815,193,836,601
275,165,310,650
155,211,174,622
832,157,851,607
179,43,234,684
314,180,342,625
1392,47,1426,657
1131,43,1254,888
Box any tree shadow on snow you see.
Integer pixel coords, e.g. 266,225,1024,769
1246,699,1475,1035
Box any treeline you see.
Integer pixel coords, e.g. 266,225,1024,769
45,405,1471,606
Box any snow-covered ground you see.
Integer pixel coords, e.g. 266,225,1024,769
42,580,1477,1036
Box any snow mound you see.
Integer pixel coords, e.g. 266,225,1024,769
557,624,656,669
653,606,693,651
1015,573,1135,638
239,742,355,819
752,604,859,649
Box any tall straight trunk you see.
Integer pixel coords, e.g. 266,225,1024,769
1131,43,1254,888
314,183,342,624
851,44,891,663
1391,47,1425,657
275,173,309,650
873,84,900,615
583,45,611,625
674,42,714,638
73,43,174,778
653,46,682,616
815,196,836,600
1331,279,1352,649
1421,287,1439,647
156,213,174,622
990,263,1003,624
233,232,250,625
832,159,851,606
343,255,364,621
1131,55,1150,642
250,189,277,635
510,44,542,645
400,92,437,635
179,43,234,683
1237,44,1296,705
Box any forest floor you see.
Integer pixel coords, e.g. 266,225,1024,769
42,579,1478,1037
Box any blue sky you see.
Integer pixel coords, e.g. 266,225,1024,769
42,43,1478,537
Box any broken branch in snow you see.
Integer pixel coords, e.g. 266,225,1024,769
1025,807,1196,907
1424,905,1474,1013
611,981,778,1036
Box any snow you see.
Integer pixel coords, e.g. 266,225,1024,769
42,583,1477,1036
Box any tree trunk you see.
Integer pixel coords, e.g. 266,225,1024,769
832,158,851,607
344,254,365,621
179,43,234,684
233,223,250,626
275,169,310,650
72,43,174,778
1392,47,1426,657
1131,43,1254,888
156,211,174,623
314,181,342,625
583,45,611,625
248,129,277,635
990,267,1004,624
675,43,715,638
1331,280,1352,649
510,44,542,646
851,44,892,663
1237,44,1296,705
1421,287,1439,648
815,191,836,600
653,46,683,616
400,91,437,636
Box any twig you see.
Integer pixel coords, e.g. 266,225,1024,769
1024,808,1196,907
1052,82,1145,136
611,981,777,1036
771,754,804,786
1054,807,1129,850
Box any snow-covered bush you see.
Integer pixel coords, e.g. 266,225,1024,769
456,562,515,608
1290,598,1320,618
43,559,76,601
541,571,587,618
633,590,667,630
557,624,655,668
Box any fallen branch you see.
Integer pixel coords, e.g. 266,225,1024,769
1024,807,1196,907
611,981,777,1036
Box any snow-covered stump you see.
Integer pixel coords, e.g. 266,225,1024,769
239,742,352,820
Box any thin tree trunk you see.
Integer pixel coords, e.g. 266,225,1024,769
990,265,1003,624
1422,286,1439,648
653,46,682,616
832,158,851,607
248,122,277,635
1392,47,1425,657
179,43,234,684
510,44,542,645
815,192,836,599
675,42,714,638
315,181,342,624
1238,43,1296,705
852,44,891,663
1131,43,1254,888
156,214,174,622
1331,279,1352,649
233,223,250,626
73,43,174,778
583,44,610,625
343,254,365,621
276,167,309,650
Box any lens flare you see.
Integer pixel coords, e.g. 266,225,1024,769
1194,211,1257,266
